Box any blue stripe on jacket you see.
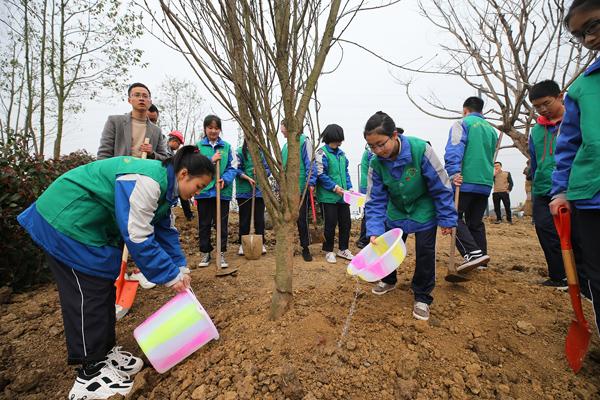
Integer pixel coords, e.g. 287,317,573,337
316,145,352,202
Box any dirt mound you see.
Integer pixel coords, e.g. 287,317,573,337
1,211,599,399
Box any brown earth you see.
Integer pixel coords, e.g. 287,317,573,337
1,209,600,400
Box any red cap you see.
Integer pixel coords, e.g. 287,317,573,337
168,130,184,144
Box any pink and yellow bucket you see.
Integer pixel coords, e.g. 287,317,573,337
343,190,366,208
346,228,407,282
133,289,219,373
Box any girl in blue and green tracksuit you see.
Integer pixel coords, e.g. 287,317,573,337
17,146,214,399
280,120,318,261
364,111,457,321
236,139,271,255
550,0,600,336
195,115,238,268
315,124,354,264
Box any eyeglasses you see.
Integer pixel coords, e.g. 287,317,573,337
130,92,150,99
569,19,600,44
532,97,558,112
367,137,391,150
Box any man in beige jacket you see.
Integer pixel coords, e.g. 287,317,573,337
493,161,513,224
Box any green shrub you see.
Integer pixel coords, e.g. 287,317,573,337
0,134,95,291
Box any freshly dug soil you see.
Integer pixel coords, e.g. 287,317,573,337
1,210,599,399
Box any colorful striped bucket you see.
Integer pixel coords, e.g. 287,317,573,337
343,190,366,208
346,228,407,282
133,289,219,373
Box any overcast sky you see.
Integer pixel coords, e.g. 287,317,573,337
59,0,528,207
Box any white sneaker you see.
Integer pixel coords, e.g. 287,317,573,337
262,245,267,255
198,252,211,267
325,252,337,264
220,252,229,268
105,346,144,377
127,270,156,289
68,363,133,399
238,245,244,256
336,249,354,260
412,302,430,321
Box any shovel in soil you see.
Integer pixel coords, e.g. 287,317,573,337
553,206,591,373
446,187,469,283
309,187,324,244
241,185,263,260
115,138,151,318
215,159,238,277
115,246,139,320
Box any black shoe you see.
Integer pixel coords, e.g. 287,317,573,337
456,252,490,273
356,240,367,249
302,248,313,262
540,278,568,290
186,214,194,221
493,220,501,224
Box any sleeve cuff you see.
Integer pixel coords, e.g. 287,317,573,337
164,272,183,287
551,192,567,201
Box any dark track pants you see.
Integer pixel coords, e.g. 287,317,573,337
197,198,230,252
321,202,351,252
455,191,489,256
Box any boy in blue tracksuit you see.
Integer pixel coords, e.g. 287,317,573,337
195,115,238,268
550,0,600,335
364,112,457,321
315,124,354,264
281,120,318,261
444,96,498,272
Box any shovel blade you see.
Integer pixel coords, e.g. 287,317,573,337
116,280,139,310
565,319,592,373
445,274,470,283
242,234,263,260
216,267,239,277
310,227,324,244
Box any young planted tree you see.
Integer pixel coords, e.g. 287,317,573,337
141,0,398,318
155,77,205,143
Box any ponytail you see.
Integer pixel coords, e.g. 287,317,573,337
163,145,215,177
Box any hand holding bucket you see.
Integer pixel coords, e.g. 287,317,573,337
347,228,407,282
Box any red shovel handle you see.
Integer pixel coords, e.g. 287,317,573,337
309,187,317,223
553,206,572,250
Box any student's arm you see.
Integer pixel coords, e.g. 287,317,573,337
444,121,467,178
551,94,582,198
345,157,353,191
97,117,116,160
422,144,457,228
302,137,317,187
359,150,370,194
221,147,238,186
365,166,388,238
114,174,182,286
315,148,337,191
507,172,514,192
528,134,537,181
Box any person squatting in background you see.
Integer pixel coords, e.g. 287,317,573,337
315,124,354,264
280,119,318,262
195,115,237,269
550,0,600,335
444,96,498,273
236,139,269,256
17,146,214,399
364,111,457,321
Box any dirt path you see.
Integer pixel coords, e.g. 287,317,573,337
1,212,599,399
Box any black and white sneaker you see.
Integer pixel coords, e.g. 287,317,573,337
456,251,490,273
68,363,133,399
540,278,568,291
105,346,144,377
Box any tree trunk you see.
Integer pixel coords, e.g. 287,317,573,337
53,0,65,159
270,217,296,320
